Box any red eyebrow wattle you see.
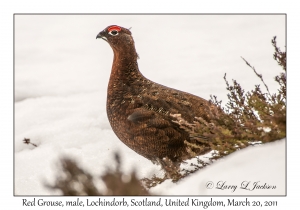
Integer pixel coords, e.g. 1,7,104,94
108,26,121,32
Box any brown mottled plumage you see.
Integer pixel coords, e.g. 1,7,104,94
96,25,218,165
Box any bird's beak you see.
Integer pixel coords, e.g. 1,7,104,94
96,31,108,41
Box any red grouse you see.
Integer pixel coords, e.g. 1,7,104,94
96,25,218,166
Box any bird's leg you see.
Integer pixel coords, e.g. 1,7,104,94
157,157,183,182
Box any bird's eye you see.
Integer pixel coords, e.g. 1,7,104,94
109,30,119,36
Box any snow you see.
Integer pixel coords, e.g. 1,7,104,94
14,15,286,196
151,139,285,195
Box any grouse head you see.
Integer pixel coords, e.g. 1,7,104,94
96,25,138,59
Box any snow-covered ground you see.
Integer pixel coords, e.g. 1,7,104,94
151,139,285,195
14,15,286,196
